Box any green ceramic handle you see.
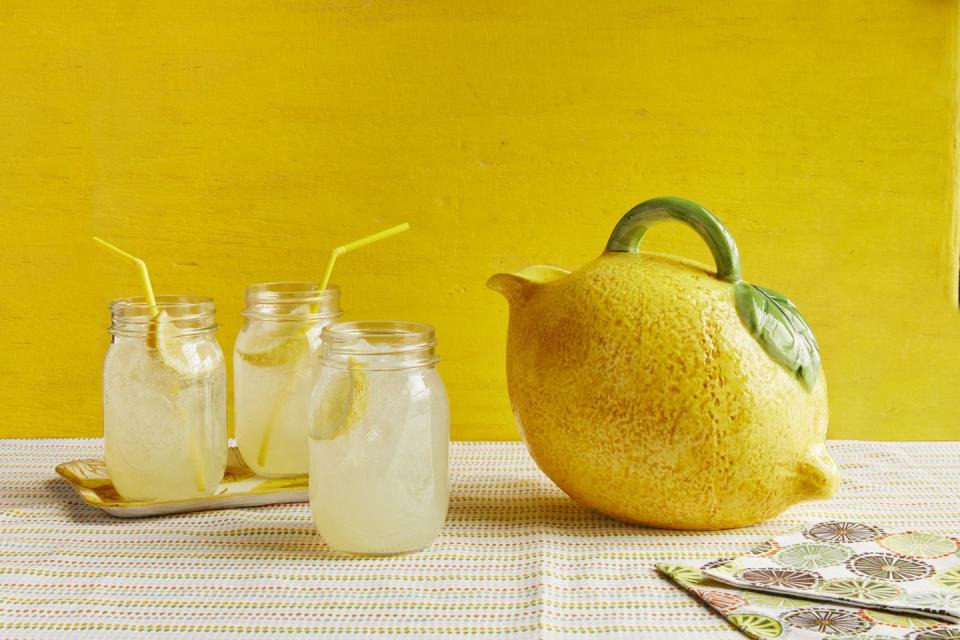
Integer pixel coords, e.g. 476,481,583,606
606,196,820,389
604,196,742,283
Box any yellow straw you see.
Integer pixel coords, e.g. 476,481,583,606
93,236,207,494
256,222,410,467
92,237,158,312
319,222,410,290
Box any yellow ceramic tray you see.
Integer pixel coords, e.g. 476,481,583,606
56,447,308,518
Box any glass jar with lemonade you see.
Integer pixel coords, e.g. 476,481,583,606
309,321,449,554
103,296,227,502
234,282,343,476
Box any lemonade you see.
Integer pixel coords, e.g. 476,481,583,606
309,322,449,554
103,296,227,502
234,283,342,476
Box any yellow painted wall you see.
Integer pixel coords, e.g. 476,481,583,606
0,1,957,440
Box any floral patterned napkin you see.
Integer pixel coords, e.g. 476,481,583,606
658,521,960,639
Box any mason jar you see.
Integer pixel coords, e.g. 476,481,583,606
234,282,343,477
103,296,227,502
308,321,449,554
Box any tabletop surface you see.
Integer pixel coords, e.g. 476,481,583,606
1,439,959,639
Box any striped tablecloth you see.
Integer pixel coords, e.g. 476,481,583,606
1,439,959,639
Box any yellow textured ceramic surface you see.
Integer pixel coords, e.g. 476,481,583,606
490,249,839,529
0,1,958,440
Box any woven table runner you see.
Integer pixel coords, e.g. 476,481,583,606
1,439,959,639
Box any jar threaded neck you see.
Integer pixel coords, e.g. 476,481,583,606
109,295,217,337
321,321,439,370
242,282,341,321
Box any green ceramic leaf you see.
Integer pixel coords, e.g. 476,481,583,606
734,282,821,390
604,198,822,390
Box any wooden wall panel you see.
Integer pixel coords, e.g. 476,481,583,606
0,1,957,439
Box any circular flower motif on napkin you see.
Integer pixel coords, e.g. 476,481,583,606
907,629,960,640
740,568,822,590
657,564,703,588
861,609,944,629
702,557,742,576
878,532,959,559
847,553,933,582
727,613,783,638
906,591,960,609
781,607,873,635
820,578,903,601
803,521,885,544
775,543,853,570
693,589,745,615
745,592,819,609
747,540,781,557
935,567,960,592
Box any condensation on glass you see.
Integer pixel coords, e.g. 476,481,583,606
103,295,227,502
309,321,450,554
234,282,342,477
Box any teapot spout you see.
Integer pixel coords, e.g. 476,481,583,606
487,265,571,305
796,443,840,500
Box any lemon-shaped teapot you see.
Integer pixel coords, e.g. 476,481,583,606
488,197,839,530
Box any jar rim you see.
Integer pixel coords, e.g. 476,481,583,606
242,282,341,321
245,281,339,300
321,321,439,369
110,295,215,320
324,320,435,343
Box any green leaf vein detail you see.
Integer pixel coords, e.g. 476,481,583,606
734,282,821,390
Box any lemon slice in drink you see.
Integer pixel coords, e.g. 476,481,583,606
150,310,213,492
153,311,219,377
310,361,368,440
242,325,313,466
236,328,309,368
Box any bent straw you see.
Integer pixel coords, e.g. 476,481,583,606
92,237,158,312
93,237,207,494
319,222,410,290
257,222,411,467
